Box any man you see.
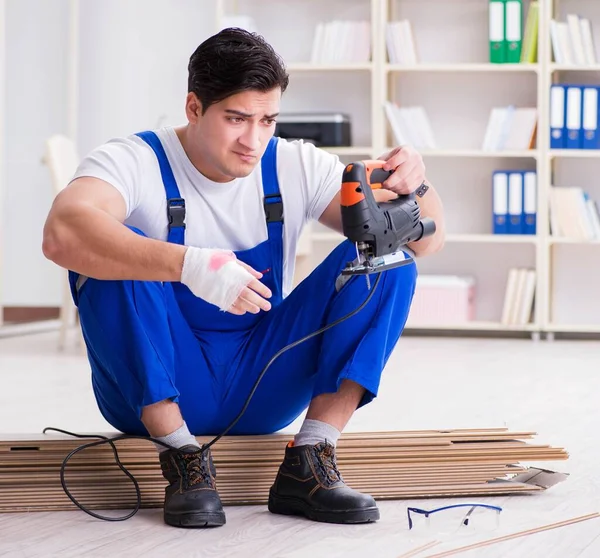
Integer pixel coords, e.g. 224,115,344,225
42,28,445,528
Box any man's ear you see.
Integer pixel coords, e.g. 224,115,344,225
185,92,203,123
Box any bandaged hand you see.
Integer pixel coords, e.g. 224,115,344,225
180,247,272,314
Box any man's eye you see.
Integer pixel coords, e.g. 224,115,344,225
228,117,243,123
264,119,276,126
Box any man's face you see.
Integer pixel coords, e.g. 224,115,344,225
188,88,281,182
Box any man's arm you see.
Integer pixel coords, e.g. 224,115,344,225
42,177,187,281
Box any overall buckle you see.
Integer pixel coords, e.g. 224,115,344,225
168,198,186,229
264,194,284,223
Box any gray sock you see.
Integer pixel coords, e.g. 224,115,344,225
153,422,201,453
293,418,341,448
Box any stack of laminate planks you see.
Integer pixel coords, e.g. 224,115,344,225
0,428,569,514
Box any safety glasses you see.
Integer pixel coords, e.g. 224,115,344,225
407,503,503,535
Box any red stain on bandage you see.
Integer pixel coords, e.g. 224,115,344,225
209,252,236,271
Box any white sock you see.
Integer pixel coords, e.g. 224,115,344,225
152,422,201,453
293,419,341,448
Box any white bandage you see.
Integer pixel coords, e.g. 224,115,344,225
180,247,255,311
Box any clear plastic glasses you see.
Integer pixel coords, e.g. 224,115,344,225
407,503,503,536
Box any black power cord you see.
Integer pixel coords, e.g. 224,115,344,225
43,272,383,522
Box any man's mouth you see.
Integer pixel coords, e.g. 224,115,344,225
234,151,256,162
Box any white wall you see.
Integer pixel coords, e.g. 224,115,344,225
1,0,216,307
3,0,70,306
77,0,217,156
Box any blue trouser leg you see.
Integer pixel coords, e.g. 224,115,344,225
213,240,418,435
70,227,227,436
73,270,225,436
73,237,416,437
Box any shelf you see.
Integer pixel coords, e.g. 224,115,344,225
286,62,372,72
544,323,600,333
550,64,600,72
404,321,538,332
416,149,539,158
386,63,538,73
322,146,373,156
549,150,600,158
446,234,537,244
549,237,600,245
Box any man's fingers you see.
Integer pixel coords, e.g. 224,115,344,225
237,260,263,279
382,148,410,171
383,160,417,193
236,295,262,314
240,286,271,312
227,303,245,316
248,277,272,300
401,165,426,193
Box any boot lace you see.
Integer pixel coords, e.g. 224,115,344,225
313,442,343,486
176,451,215,489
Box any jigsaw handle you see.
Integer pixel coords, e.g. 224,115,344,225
340,159,411,205
340,160,435,257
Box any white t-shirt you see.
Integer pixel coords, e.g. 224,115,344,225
71,127,345,296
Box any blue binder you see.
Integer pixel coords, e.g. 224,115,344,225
492,171,509,234
550,85,566,149
522,171,537,235
582,86,600,150
566,85,583,149
508,171,524,234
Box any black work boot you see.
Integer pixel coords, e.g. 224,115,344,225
268,441,380,524
158,444,226,528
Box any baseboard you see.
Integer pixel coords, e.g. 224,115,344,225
3,307,60,324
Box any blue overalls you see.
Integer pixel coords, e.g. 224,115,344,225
69,132,418,437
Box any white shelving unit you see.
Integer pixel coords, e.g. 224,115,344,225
217,0,600,337
2,0,594,337
546,0,600,335
214,0,600,337
386,63,540,72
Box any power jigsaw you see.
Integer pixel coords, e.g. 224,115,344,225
337,159,436,289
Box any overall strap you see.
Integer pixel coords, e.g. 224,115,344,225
261,136,283,238
260,136,283,297
135,131,186,245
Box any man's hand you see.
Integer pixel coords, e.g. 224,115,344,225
228,261,273,316
377,145,426,195
180,247,272,315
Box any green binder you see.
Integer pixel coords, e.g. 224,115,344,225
489,0,506,63
505,0,523,63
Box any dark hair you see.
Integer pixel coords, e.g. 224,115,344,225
188,27,289,114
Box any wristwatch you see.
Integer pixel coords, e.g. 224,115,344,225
415,181,429,198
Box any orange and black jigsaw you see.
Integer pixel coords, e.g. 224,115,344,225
338,160,436,284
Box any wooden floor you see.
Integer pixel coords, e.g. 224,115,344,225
0,330,599,557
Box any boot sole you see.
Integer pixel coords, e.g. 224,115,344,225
268,490,380,524
164,510,226,528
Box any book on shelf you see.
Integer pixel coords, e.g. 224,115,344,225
310,20,371,64
482,106,538,151
501,268,536,326
384,101,436,149
520,1,539,63
550,84,600,150
550,14,597,66
492,170,537,235
406,275,475,326
490,0,537,64
549,186,600,241
386,20,418,65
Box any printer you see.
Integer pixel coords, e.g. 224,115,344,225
275,112,351,147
